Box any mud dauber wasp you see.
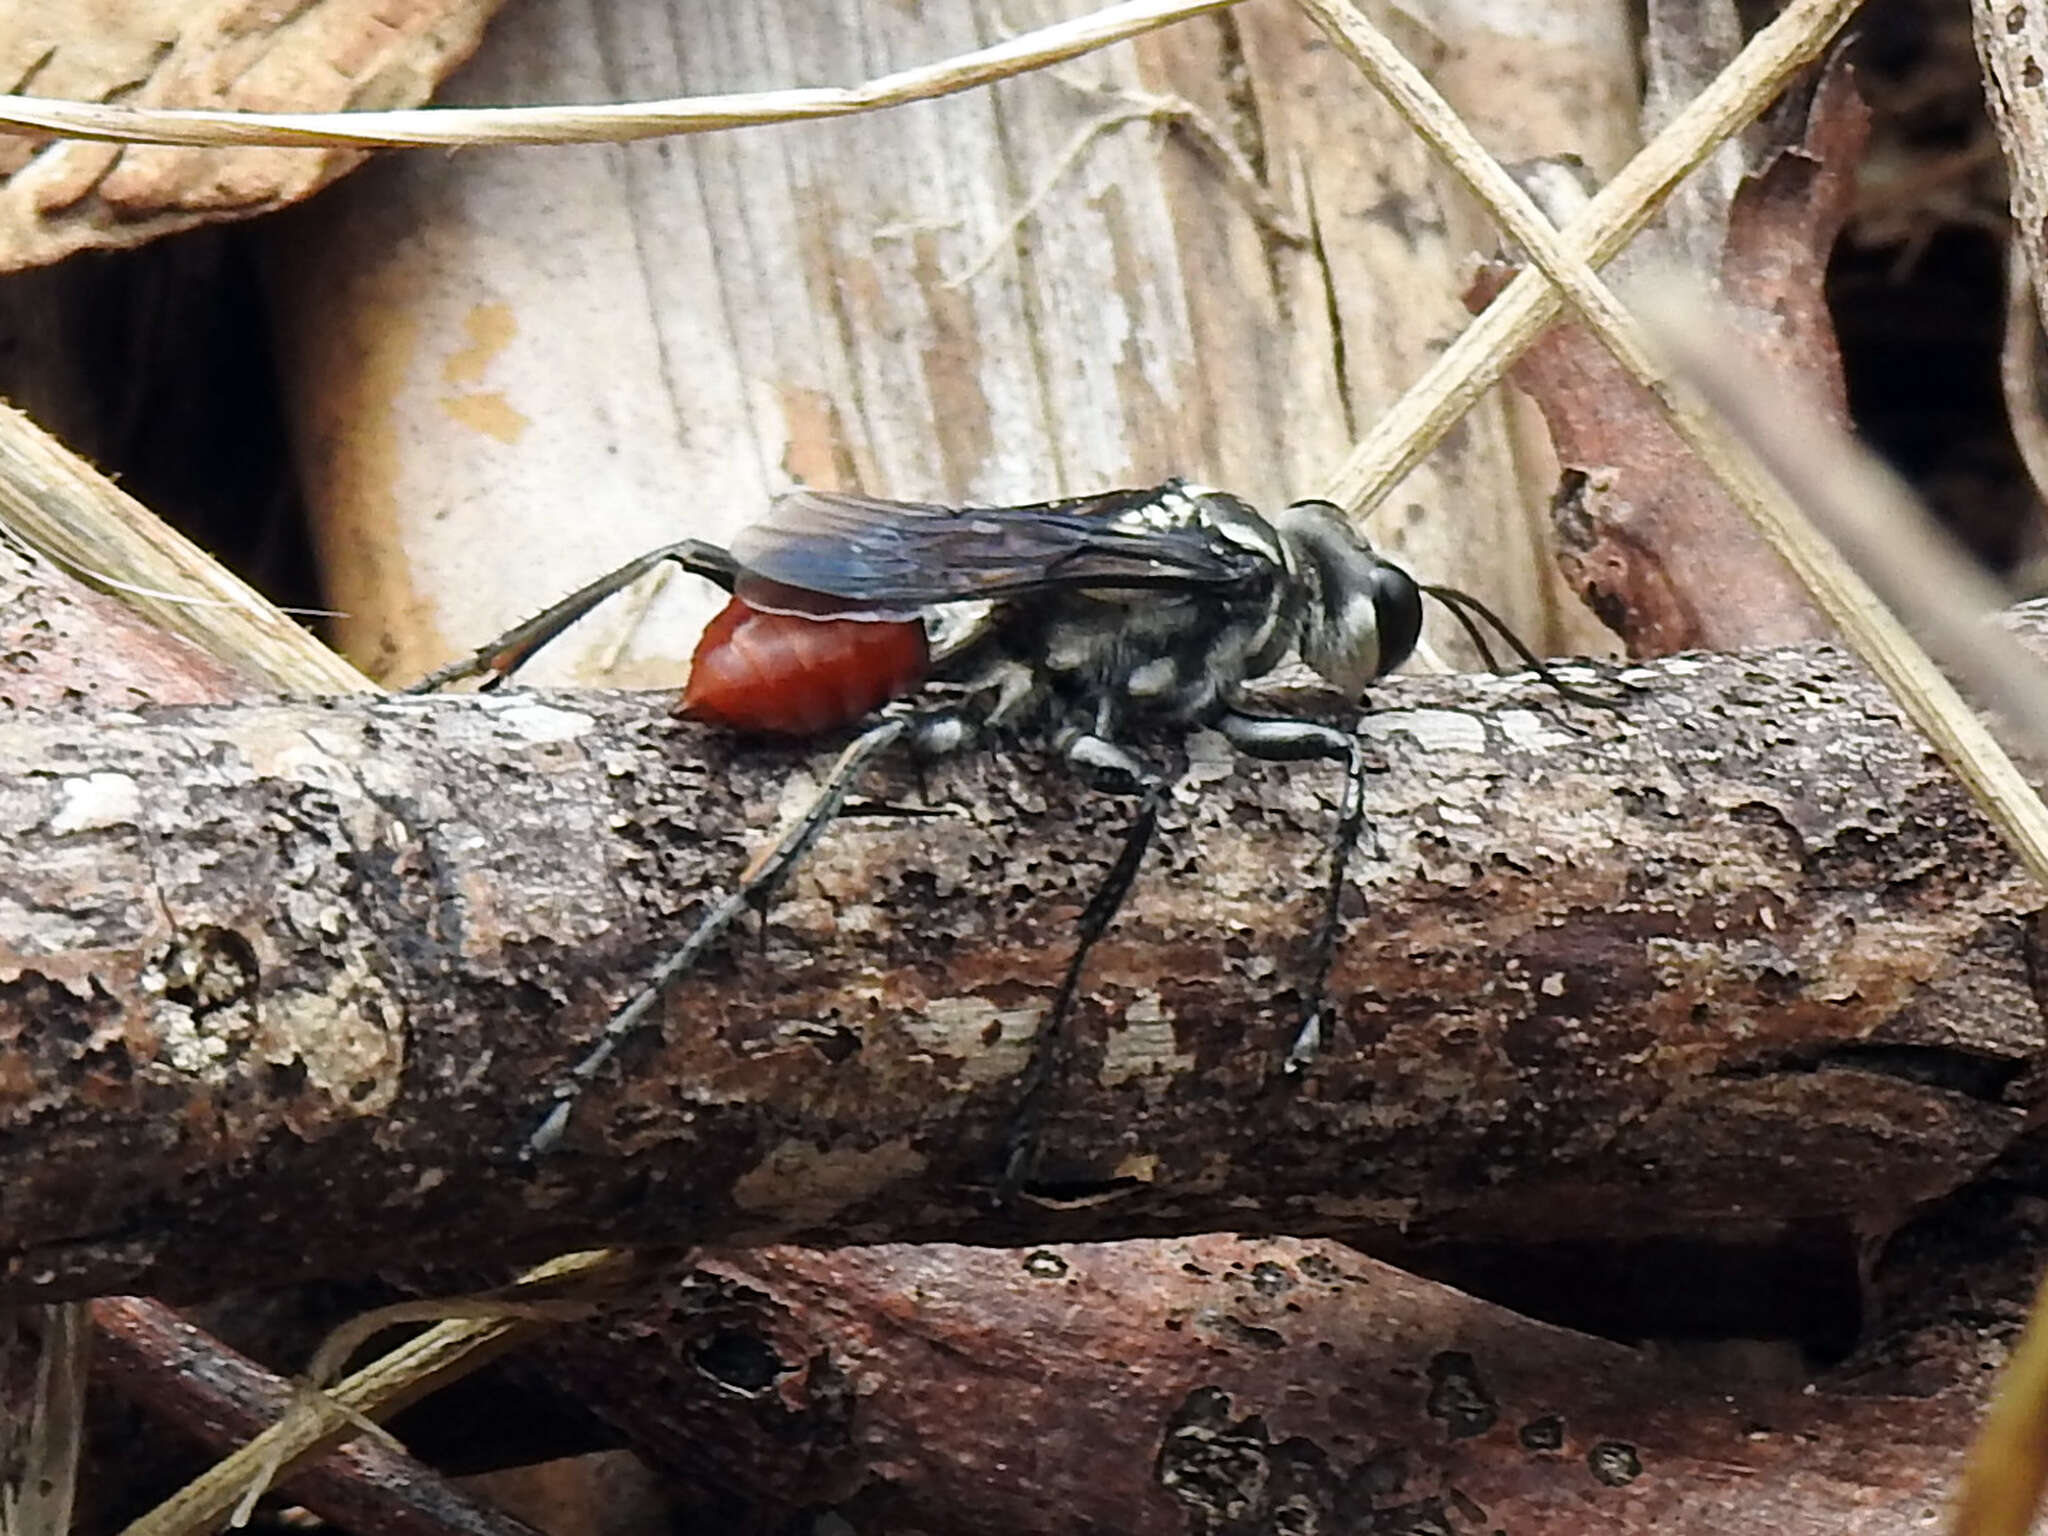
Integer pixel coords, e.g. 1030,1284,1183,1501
413,479,1614,1182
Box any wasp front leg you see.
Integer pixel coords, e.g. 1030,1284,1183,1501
1214,710,1372,1072
993,714,1176,1195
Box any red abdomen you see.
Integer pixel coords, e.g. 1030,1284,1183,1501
679,597,929,735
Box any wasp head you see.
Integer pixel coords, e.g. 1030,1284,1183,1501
1275,500,1422,697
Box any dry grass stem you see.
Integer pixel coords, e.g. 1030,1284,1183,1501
118,1250,626,1536
17,0,2026,1529
1953,1265,2048,1536
0,403,370,695
301,1295,599,1390
1309,0,1864,516
949,86,1306,286
0,0,1237,151
1647,290,2048,870
1301,0,2048,897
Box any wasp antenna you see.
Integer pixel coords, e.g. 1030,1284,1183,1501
1420,585,1625,710
1420,585,1511,675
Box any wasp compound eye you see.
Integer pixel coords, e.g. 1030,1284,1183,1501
1276,500,1417,697
1369,558,1423,677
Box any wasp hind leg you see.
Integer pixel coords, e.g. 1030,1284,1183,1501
406,539,741,694
522,714,909,1161
1213,711,1372,1072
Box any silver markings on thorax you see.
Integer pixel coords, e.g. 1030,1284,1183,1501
1109,485,1286,560
1125,656,1181,697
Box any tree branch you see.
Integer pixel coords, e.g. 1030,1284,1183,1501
1,631,2041,1300
90,1296,548,1536
528,1237,1988,1535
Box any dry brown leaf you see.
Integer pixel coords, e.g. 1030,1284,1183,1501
0,0,504,272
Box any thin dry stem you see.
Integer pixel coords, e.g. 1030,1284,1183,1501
303,1295,599,1390
1645,288,2048,863
0,0,1238,150
948,87,1306,288
0,403,370,695
117,1250,626,1536
1309,0,1864,516
1299,0,2048,892
1955,1266,2048,1536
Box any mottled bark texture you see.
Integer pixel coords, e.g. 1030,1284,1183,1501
0,636,2042,1302
530,1236,1981,1536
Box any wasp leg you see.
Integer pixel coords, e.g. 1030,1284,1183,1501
1052,728,1156,791
407,540,741,694
998,726,1167,1195
1001,780,1165,1195
523,714,909,1161
1212,711,1370,1072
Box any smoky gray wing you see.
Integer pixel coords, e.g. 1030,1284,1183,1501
730,486,1263,610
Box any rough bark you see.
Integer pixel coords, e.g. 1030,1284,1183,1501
540,1123,2048,1535
0,628,2042,1302
530,1236,1983,1536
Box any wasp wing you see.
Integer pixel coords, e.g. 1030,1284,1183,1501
730,484,1265,615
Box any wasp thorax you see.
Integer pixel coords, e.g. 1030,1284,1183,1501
1275,500,1423,697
